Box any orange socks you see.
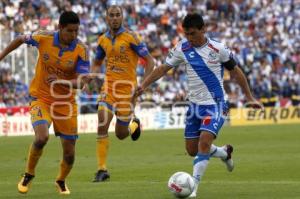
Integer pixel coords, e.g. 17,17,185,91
56,160,73,181
26,144,43,175
96,136,109,171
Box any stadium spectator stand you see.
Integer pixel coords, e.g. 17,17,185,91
0,0,299,111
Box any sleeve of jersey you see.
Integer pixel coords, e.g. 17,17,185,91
220,45,236,71
24,34,40,48
165,47,183,68
130,42,150,57
128,32,149,57
76,48,90,74
95,45,106,60
76,57,90,74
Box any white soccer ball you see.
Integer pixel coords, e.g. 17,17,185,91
167,171,195,198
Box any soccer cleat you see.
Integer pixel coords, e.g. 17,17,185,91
18,173,34,194
55,180,70,195
222,144,234,172
189,178,199,198
130,118,141,141
189,191,197,198
93,170,110,182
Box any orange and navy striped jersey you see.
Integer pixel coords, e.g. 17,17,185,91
24,30,90,104
95,27,149,88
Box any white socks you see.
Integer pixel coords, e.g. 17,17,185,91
191,153,210,197
190,144,228,197
210,144,227,159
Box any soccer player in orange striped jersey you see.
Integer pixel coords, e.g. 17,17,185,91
91,5,154,182
0,11,90,195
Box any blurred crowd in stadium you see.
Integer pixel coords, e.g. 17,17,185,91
0,0,300,112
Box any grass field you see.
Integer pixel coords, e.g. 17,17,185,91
0,124,300,199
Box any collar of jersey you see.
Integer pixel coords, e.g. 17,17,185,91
105,26,125,38
183,37,209,51
53,31,78,51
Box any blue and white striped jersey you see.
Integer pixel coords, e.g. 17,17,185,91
165,37,235,105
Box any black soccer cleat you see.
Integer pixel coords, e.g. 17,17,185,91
93,170,110,182
130,118,141,141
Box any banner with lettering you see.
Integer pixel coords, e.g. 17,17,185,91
230,107,300,126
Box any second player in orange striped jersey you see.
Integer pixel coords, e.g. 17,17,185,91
91,5,154,182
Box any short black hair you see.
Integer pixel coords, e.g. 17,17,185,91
182,13,205,30
59,11,80,26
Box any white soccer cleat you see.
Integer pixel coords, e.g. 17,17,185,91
189,191,197,198
189,178,198,198
221,144,234,172
189,192,197,198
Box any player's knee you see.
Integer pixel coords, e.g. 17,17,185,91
115,131,128,140
186,148,198,157
64,154,75,165
97,126,109,135
34,136,49,149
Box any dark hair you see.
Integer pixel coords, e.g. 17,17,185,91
182,13,205,30
59,11,80,26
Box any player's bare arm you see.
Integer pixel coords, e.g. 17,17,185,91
0,35,27,61
142,54,155,78
136,63,172,97
85,59,103,81
229,66,263,109
91,59,103,72
80,59,103,92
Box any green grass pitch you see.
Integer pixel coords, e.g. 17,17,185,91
0,124,300,199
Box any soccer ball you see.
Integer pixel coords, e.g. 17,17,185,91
167,171,195,198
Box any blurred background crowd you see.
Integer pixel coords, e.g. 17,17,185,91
0,0,299,112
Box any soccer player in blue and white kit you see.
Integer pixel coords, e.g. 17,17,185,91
135,13,262,197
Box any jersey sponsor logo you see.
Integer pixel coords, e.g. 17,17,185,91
202,116,211,126
120,45,126,53
110,65,125,73
66,60,74,67
43,53,49,61
188,51,195,58
108,55,130,64
208,50,217,59
42,64,70,78
208,50,218,64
